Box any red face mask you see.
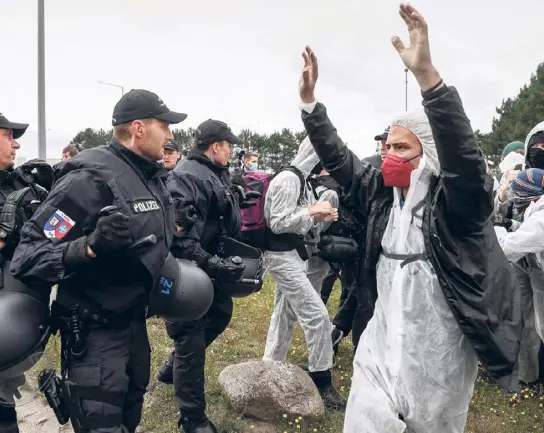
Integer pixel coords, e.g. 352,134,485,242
381,154,421,188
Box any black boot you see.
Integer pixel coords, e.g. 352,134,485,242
331,327,344,366
156,353,174,384
182,419,218,433
318,384,347,411
309,370,347,411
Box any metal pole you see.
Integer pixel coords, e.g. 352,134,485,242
98,81,124,96
38,0,46,159
404,68,408,111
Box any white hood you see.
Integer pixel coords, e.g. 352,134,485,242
290,136,320,178
524,121,544,168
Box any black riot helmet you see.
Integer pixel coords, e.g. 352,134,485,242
147,253,214,322
0,262,51,379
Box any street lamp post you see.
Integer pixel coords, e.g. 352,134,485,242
404,68,408,111
38,0,46,159
98,81,125,96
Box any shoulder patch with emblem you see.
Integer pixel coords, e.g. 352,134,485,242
44,210,76,240
132,199,160,214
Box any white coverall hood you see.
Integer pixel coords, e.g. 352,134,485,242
524,121,544,169
291,136,321,179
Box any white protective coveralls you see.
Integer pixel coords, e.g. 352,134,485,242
496,196,544,343
493,122,544,384
344,110,478,433
263,138,337,372
495,121,544,345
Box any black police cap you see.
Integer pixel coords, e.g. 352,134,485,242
0,114,28,139
194,119,243,147
112,89,187,126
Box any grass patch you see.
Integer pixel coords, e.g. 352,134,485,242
142,277,544,433
31,278,544,432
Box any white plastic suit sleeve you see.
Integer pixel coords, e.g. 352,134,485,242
497,208,544,263
265,172,314,235
315,187,339,233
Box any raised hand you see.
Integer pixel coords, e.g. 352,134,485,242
299,46,318,104
391,3,442,92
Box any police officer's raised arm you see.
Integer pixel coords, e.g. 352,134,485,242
10,168,126,285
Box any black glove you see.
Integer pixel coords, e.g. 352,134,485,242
232,185,261,209
317,235,358,263
493,214,512,229
16,159,54,191
87,210,133,256
205,255,245,282
175,204,198,232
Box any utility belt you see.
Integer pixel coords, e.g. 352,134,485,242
264,227,309,261
51,301,146,332
50,301,145,370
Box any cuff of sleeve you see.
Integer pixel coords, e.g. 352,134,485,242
422,83,449,101
192,248,211,269
299,100,318,114
63,236,93,272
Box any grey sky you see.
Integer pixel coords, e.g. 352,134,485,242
3,0,543,160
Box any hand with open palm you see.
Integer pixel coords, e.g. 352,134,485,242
299,46,318,104
392,3,442,92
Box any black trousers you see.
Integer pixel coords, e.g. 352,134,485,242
64,320,150,433
0,405,17,433
321,263,352,307
165,289,233,429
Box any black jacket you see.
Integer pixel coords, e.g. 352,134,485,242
302,86,521,386
0,170,48,261
362,153,383,170
10,139,175,314
167,148,241,267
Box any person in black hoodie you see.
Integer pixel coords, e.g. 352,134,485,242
297,4,520,432
159,119,246,433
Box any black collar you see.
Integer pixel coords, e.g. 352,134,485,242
187,148,230,176
109,138,168,180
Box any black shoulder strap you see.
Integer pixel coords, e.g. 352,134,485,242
273,166,306,202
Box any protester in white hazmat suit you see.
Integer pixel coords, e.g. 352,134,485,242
493,122,544,386
494,123,544,390
298,4,521,432
262,137,346,410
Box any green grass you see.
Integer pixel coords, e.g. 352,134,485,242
36,278,544,432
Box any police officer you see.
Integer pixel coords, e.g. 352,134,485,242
0,113,51,433
10,89,184,433
158,119,245,433
162,140,181,170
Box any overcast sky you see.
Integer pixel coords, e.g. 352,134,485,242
3,0,543,160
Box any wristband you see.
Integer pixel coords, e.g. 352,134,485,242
422,79,444,94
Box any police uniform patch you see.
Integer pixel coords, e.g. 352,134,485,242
44,210,75,240
132,199,160,214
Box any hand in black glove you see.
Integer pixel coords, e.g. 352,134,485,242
175,204,198,232
16,159,54,191
87,210,133,257
205,255,245,282
232,185,261,209
493,214,512,229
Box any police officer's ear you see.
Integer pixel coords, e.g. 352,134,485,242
131,119,150,138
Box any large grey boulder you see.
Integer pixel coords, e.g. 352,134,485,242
218,360,324,421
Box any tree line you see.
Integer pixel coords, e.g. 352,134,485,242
476,62,544,163
71,126,307,171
